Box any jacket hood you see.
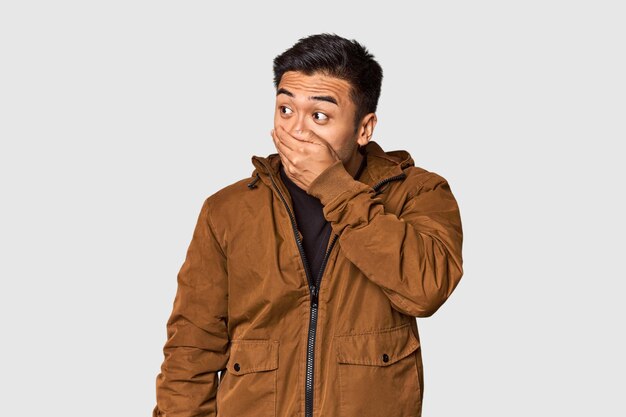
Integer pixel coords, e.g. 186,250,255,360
247,140,415,191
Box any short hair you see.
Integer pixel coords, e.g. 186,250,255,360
273,33,383,134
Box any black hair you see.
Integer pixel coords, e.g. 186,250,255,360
272,33,383,134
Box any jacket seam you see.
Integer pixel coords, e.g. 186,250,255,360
334,322,410,337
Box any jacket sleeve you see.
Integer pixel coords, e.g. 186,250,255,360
153,196,230,417
307,160,464,318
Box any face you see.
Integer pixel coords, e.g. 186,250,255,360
274,70,376,164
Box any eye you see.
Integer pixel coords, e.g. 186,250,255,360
279,105,293,115
313,112,328,121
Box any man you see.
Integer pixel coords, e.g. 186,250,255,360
153,33,464,417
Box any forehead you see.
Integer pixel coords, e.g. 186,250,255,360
277,71,353,106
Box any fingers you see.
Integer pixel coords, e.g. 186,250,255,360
289,127,315,143
271,128,293,166
274,126,296,152
286,126,329,150
271,125,334,166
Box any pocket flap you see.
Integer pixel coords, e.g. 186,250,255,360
227,339,279,375
334,323,420,367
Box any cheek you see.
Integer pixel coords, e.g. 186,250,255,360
319,123,351,146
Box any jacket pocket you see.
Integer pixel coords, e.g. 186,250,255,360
334,323,421,417
216,339,279,417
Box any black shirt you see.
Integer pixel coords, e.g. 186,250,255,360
279,146,367,281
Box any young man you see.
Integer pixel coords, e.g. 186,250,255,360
153,33,464,417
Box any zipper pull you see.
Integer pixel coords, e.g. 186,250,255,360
310,285,318,308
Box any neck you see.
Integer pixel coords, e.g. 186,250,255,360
344,145,365,179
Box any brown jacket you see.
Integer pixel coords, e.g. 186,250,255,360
153,140,464,417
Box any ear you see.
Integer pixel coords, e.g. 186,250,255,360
355,113,377,146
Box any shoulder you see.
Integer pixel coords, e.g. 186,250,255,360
202,175,259,215
401,165,452,198
198,174,268,243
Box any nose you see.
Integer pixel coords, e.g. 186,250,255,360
288,114,306,136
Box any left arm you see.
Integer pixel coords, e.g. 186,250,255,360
307,160,464,318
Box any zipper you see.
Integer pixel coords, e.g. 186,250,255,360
264,165,406,417
304,233,338,417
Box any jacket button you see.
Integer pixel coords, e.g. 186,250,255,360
234,363,240,372
382,353,389,363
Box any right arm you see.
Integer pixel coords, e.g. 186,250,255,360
153,196,230,417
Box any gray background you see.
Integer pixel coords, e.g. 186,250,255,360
1,1,624,416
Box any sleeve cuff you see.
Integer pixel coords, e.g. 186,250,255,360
307,160,368,206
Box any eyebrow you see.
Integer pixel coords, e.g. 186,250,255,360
276,87,338,106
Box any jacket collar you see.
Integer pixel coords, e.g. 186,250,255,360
248,140,414,191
